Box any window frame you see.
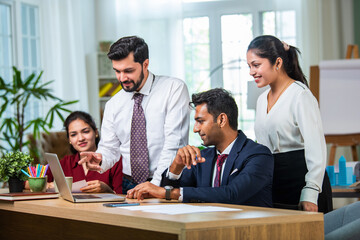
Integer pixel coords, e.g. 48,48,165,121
182,0,301,142
14,0,43,72
0,0,16,78
0,0,43,73
183,0,300,87
0,0,43,147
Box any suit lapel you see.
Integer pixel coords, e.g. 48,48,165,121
221,131,247,185
202,148,217,186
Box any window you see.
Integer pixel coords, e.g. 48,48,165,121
0,0,42,149
21,3,41,77
261,10,296,45
183,17,211,94
0,1,41,87
0,2,12,84
182,2,297,144
21,3,42,122
221,14,254,138
183,16,211,145
0,2,14,125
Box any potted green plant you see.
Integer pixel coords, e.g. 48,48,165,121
0,151,33,192
0,66,78,153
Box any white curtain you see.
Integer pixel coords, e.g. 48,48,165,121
300,0,354,77
40,0,94,129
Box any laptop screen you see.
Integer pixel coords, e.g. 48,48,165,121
45,153,75,202
44,152,126,203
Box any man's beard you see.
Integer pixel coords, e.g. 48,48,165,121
120,68,145,92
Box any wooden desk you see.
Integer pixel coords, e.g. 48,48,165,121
0,197,324,240
332,185,360,198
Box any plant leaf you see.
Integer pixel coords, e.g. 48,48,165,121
0,67,77,152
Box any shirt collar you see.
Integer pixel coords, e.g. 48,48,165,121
133,71,154,97
216,137,237,155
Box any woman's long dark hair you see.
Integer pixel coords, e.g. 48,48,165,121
247,35,308,87
64,111,100,154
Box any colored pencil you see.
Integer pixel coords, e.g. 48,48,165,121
31,166,36,177
27,166,33,177
30,166,34,177
43,164,49,177
37,164,40,177
21,169,30,177
39,166,44,177
41,165,46,177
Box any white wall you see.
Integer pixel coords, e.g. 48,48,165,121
95,0,118,45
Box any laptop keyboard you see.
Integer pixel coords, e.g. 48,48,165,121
73,194,101,199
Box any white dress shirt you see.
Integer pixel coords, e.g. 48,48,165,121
255,81,327,204
97,71,190,186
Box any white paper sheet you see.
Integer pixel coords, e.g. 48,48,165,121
72,180,88,193
118,204,242,215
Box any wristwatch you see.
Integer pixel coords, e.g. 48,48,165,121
164,186,174,200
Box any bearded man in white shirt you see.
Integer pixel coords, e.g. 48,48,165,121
80,36,190,194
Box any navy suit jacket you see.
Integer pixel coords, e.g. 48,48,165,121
160,130,274,207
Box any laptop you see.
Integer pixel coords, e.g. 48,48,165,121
45,153,125,203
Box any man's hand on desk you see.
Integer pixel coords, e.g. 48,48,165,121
79,152,103,171
126,182,180,201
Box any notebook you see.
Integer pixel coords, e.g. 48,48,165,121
0,192,59,201
45,153,125,203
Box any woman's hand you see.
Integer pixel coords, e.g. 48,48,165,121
300,201,318,212
46,182,54,190
24,180,30,190
80,180,113,193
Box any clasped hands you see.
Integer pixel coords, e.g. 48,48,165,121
127,145,206,200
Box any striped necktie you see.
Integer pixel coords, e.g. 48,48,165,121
130,93,149,184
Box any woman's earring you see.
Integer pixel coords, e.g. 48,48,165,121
276,67,279,70
69,142,72,144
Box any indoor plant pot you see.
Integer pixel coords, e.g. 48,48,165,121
8,177,25,193
0,151,33,192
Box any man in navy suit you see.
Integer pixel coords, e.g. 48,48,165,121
127,88,273,207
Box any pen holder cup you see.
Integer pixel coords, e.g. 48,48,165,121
28,176,47,192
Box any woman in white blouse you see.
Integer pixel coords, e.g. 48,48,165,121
246,35,332,213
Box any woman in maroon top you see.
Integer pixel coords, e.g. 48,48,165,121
46,111,123,193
